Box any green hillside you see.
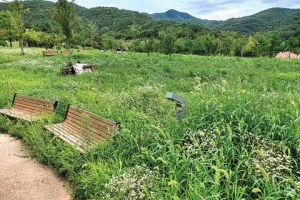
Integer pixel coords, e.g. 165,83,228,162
1,1,299,35
272,11,300,39
150,7,300,34
213,8,300,33
150,9,222,29
0,1,154,36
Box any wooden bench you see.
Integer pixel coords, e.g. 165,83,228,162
42,50,58,56
44,105,119,153
0,93,58,122
61,50,70,55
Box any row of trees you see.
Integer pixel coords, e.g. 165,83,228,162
130,30,299,57
0,1,29,54
0,0,76,54
0,0,299,57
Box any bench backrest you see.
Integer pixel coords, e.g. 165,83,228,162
42,50,58,56
63,105,117,145
12,93,57,115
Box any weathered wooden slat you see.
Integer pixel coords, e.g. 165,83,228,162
69,106,116,126
14,94,55,104
44,124,89,153
44,105,118,153
0,108,36,121
13,102,53,113
67,107,116,133
58,120,100,143
66,111,114,134
48,122,101,147
62,119,107,142
14,98,54,107
63,113,109,141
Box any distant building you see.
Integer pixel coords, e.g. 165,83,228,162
275,51,299,59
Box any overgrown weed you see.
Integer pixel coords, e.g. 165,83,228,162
0,48,299,199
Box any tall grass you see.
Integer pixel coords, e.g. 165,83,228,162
0,46,299,199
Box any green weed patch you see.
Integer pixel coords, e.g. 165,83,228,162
0,47,299,199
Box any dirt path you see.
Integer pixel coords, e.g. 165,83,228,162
0,133,72,200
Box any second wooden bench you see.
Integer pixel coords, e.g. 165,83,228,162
44,105,119,153
42,50,58,56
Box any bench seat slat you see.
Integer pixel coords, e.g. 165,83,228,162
44,124,90,153
45,123,82,146
62,119,107,141
55,122,100,146
0,108,37,121
63,117,113,140
44,105,118,153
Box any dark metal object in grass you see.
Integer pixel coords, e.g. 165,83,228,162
61,62,93,75
166,92,186,121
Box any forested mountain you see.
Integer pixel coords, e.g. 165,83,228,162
1,1,299,35
214,8,300,33
150,9,221,29
80,7,154,39
271,11,300,39
0,0,154,37
150,8,300,34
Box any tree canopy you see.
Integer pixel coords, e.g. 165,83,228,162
8,0,29,55
52,0,78,51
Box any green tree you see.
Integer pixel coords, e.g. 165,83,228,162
244,35,258,57
129,23,138,51
215,32,240,56
158,28,176,56
144,37,154,56
8,0,29,55
86,21,98,48
38,32,58,49
0,10,17,47
52,0,78,52
269,32,282,57
204,34,217,55
192,37,206,55
183,39,193,54
100,34,115,50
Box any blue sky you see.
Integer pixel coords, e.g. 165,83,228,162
74,0,300,20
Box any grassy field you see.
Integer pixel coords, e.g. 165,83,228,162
0,47,299,199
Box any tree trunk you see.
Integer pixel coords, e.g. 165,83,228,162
66,37,72,54
19,38,24,55
9,39,12,48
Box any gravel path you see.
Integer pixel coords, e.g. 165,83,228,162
0,133,72,200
